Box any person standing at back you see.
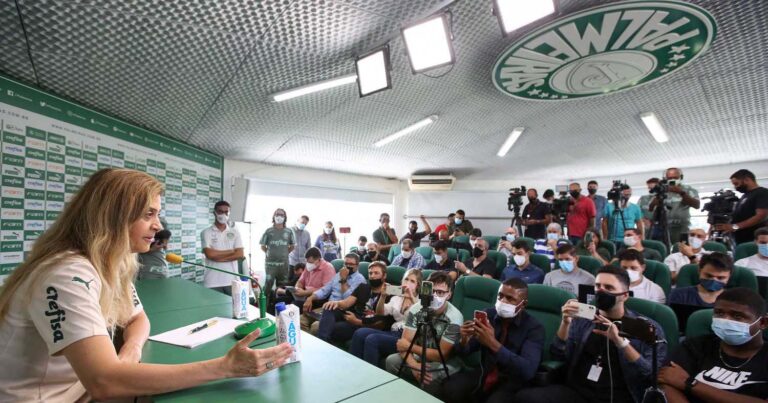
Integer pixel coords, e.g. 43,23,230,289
202,201,244,295
315,221,341,262
587,181,607,235
566,182,596,245
522,188,551,240
372,213,398,254
289,215,311,270
138,229,172,280
260,208,295,300
715,169,768,245
649,167,700,247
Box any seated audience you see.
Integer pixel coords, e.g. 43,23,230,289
669,252,733,308
456,238,500,279
448,209,474,238
618,249,666,304
386,272,464,396
573,228,610,265
287,262,305,289
402,215,432,246
325,262,389,344
500,240,544,284
514,266,667,403
350,269,422,366
432,213,455,241
658,288,768,402
498,226,519,264
277,248,334,307
315,221,341,262
425,240,459,281
392,239,426,270
543,244,595,295
443,279,545,403
665,227,711,283
615,228,662,262
469,228,483,249
535,222,568,269
735,227,768,277
137,229,172,279
372,212,398,253
302,253,366,334
363,242,390,265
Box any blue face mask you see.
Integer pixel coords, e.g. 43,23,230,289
547,233,559,240
700,278,725,292
711,317,761,346
454,218,463,225
506,234,516,242
759,244,768,258
559,260,574,273
296,223,306,231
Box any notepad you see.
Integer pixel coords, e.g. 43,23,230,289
149,317,246,348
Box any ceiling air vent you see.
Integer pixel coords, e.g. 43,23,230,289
408,174,456,191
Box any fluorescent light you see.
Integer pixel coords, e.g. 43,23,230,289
402,13,455,73
374,116,438,148
494,0,556,35
356,47,392,97
639,112,669,143
271,74,357,102
497,127,525,157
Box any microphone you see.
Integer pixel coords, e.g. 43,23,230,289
165,253,257,283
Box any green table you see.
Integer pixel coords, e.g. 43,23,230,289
338,379,443,403
137,278,230,313
137,279,409,402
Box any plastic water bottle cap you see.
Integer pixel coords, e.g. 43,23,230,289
275,302,286,313
240,276,249,281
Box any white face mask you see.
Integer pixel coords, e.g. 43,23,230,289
430,295,447,310
624,236,638,247
306,262,317,272
324,227,333,235
274,215,285,224
547,233,559,240
627,269,641,283
506,234,516,242
689,237,704,249
402,250,413,258
357,245,365,252
434,254,444,264
513,255,527,267
216,213,228,224
469,239,477,248
495,300,521,318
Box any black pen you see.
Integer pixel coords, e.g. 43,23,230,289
188,319,218,335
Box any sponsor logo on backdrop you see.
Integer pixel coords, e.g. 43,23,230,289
492,0,716,100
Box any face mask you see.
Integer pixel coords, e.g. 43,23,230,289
547,233,559,240
588,188,597,195
506,234,516,242
689,237,704,249
434,254,444,264
454,218,463,225
758,244,768,258
367,251,377,258
216,214,228,224
559,260,574,273
712,317,761,346
469,239,477,248
569,190,580,198
306,262,317,272
735,185,748,193
430,295,447,310
274,215,285,224
623,236,638,247
345,265,356,273
513,255,527,267
627,269,641,283
357,245,365,252
700,278,725,292
404,282,417,293
595,291,624,311
409,228,417,234
472,247,484,258
402,250,413,259
296,222,306,231
324,227,333,235
528,197,537,203
495,300,522,319
369,278,383,288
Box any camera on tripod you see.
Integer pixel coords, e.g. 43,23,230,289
702,189,739,226
507,186,526,211
649,178,681,198
606,180,628,205
551,191,570,221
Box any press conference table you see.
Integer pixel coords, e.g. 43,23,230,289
136,279,440,402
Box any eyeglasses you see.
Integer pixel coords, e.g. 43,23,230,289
433,289,449,297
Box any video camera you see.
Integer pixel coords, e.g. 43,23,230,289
606,180,628,206
702,189,739,226
649,178,681,198
551,191,570,222
507,186,526,211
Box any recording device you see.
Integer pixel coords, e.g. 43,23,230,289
575,302,596,320
678,233,689,244
703,189,739,246
606,180,628,206
507,186,526,210
649,178,677,197
385,283,403,297
474,310,489,326
551,191,570,223
419,281,434,308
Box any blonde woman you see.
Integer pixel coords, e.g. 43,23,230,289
349,268,422,366
0,169,291,401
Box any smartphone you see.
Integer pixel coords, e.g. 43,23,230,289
575,302,597,320
474,310,489,326
385,283,403,296
679,233,689,244
420,281,433,298
584,232,593,245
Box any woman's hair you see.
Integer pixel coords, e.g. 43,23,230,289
403,268,423,286
0,168,164,328
323,221,337,242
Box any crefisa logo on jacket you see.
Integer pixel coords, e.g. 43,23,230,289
493,0,716,100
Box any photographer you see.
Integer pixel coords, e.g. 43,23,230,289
715,169,768,245
650,168,700,246
522,188,552,240
638,178,660,237
602,184,643,244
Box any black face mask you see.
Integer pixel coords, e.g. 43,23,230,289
528,197,537,203
367,251,377,258
345,265,357,273
588,188,597,195
369,278,383,288
472,247,484,258
409,228,417,234
595,291,623,311
569,190,581,198
735,185,748,193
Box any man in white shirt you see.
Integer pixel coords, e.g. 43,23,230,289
735,227,768,277
663,227,711,284
619,249,666,304
201,200,244,295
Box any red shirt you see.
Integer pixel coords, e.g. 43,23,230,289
434,223,448,236
567,196,596,237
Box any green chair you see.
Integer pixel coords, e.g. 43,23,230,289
685,309,713,339
485,236,501,251
676,264,758,291
531,253,553,273
518,237,536,251
357,261,370,280
600,240,616,259
458,249,470,262
671,241,728,254
421,269,435,282
453,235,469,244
625,297,679,352
486,250,508,275
415,246,434,261
642,239,668,259
386,266,406,285
387,245,402,263
565,255,602,276
451,276,500,321
446,248,458,261
735,242,757,261
331,259,344,272
643,260,672,297
527,284,575,384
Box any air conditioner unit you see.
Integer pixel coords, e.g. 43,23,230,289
408,174,456,191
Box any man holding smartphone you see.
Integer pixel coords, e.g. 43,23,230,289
514,266,666,403
443,279,544,403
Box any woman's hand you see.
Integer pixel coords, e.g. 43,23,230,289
222,329,293,377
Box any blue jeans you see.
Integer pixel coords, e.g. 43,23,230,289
317,309,359,343
349,327,402,366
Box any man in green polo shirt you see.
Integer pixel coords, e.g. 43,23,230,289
649,168,700,246
372,212,398,254
260,208,295,299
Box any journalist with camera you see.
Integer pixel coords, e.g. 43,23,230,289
649,167,701,246
602,181,644,245
522,188,552,240
713,169,768,245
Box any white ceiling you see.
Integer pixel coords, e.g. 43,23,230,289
1,0,766,181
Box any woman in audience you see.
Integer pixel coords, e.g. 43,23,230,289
573,228,611,265
0,168,291,401
315,221,341,261
349,269,422,366
498,226,519,265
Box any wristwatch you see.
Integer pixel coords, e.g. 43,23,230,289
732,224,740,231
618,337,630,349
684,376,698,396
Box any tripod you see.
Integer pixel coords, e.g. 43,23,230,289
397,307,450,389
651,194,671,248
638,322,668,403
510,202,523,235
608,199,628,243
